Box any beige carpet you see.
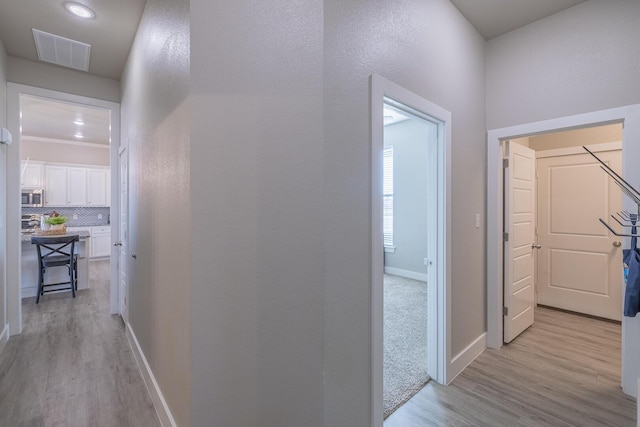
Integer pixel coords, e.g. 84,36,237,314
383,274,429,418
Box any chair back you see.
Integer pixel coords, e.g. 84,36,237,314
31,235,80,268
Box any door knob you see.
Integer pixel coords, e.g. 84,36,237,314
532,244,541,249
114,241,122,247
132,253,137,259
613,241,622,247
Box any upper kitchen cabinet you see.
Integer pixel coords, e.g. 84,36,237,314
44,164,110,207
20,161,44,188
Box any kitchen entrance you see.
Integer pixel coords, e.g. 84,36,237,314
6,83,121,335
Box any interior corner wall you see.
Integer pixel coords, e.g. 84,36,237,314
7,57,120,103
120,0,191,425
0,39,8,335
324,0,485,424
485,0,640,398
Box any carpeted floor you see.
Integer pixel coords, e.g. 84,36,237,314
383,274,429,418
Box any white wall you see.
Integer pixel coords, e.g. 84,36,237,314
0,39,7,341
191,0,325,425
384,119,433,277
486,0,640,397
323,0,485,424
7,57,120,103
21,138,109,166
120,0,191,425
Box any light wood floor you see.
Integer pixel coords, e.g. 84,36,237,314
0,260,160,427
385,306,637,426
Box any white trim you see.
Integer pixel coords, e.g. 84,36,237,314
383,246,396,253
384,267,427,282
0,324,9,356
637,378,639,427
487,105,640,397
7,83,121,336
535,141,622,159
126,324,176,427
448,333,486,383
21,135,110,149
371,74,451,426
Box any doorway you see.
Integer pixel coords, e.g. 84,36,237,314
6,83,121,335
487,104,640,398
371,74,451,426
503,126,623,343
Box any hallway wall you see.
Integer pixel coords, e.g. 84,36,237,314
486,0,640,397
0,39,7,342
120,0,191,425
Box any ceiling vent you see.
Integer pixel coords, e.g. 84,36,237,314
32,29,91,72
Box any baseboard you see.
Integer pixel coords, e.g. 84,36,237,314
0,324,9,357
448,332,486,384
126,324,177,427
384,266,428,282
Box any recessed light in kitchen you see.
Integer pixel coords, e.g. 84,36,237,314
75,133,84,139
74,120,85,126
65,2,96,19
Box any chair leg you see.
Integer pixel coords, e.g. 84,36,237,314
36,268,43,304
69,265,76,298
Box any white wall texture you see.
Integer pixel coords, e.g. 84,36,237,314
486,0,640,398
0,39,7,335
21,138,109,166
191,0,325,425
120,0,191,425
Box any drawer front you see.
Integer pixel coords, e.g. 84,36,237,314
91,226,110,234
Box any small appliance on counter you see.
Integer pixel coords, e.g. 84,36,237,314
21,213,42,234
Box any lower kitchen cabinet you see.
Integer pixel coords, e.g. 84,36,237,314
90,226,111,258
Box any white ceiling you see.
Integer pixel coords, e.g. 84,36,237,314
21,95,110,146
0,0,147,80
449,0,587,40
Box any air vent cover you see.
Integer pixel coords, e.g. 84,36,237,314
32,29,91,72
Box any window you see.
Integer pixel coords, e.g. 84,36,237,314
383,146,394,247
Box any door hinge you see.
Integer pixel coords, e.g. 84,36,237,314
503,158,509,168
503,232,509,242
503,306,509,316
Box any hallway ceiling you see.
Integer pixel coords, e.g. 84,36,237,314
0,0,147,80
450,0,587,40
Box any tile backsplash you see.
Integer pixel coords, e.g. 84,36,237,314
23,206,110,227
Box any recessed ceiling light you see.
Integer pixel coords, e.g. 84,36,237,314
65,2,95,19
74,119,85,126
75,133,84,139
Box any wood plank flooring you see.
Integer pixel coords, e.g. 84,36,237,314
0,260,160,427
385,306,637,426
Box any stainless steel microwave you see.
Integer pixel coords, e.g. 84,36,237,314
21,188,44,207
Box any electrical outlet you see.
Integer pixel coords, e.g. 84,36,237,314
73,214,78,220
98,214,103,219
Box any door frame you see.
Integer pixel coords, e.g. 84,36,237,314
487,104,640,397
371,74,451,426
6,83,121,335
118,146,128,324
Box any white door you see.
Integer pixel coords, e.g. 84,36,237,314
536,146,622,320
504,141,536,343
118,152,128,321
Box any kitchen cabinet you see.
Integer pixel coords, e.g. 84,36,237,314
87,168,108,206
44,164,109,207
91,226,111,258
67,226,92,257
45,166,68,206
21,161,44,188
67,167,87,206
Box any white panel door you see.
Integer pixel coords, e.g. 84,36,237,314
537,148,622,320
504,141,536,343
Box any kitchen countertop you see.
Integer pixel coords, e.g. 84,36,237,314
21,231,90,242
